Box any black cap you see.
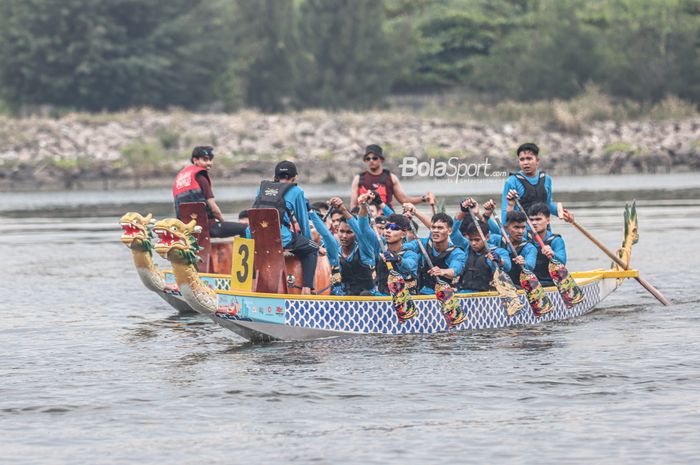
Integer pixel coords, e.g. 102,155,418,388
192,146,214,159
275,160,298,179
364,144,384,159
375,216,388,225
516,143,539,156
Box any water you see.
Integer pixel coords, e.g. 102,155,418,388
1,174,699,464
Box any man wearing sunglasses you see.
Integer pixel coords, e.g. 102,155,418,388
173,146,247,238
350,144,434,210
371,214,419,296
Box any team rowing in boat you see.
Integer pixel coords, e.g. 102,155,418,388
121,140,670,341
168,142,599,323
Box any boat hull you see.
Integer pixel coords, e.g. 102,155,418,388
208,270,633,342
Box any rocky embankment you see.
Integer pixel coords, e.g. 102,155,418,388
0,109,698,190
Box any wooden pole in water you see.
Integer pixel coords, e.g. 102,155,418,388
568,219,672,306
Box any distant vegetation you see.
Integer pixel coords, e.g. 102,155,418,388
0,0,698,114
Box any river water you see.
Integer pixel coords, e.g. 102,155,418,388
1,173,699,464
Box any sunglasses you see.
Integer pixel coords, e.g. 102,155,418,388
385,223,404,231
364,156,380,161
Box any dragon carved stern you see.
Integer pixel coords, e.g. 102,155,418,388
120,212,167,293
153,218,217,315
613,200,638,272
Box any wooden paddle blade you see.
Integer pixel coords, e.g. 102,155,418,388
520,269,554,316
548,260,584,308
435,281,464,327
492,269,525,317
388,270,416,323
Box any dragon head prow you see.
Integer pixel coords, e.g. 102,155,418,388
615,200,638,270
120,212,155,250
153,218,203,264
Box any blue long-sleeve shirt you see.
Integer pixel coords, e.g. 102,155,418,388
501,170,558,222
534,230,567,264
310,210,340,267
404,238,466,294
508,240,538,270
347,216,376,267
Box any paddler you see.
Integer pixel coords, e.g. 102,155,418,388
402,207,466,295
523,202,568,286
502,210,538,287
172,146,247,238
350,144,434,210
370,213,419,296
501,143,559,223
458,220,511,293
451,198,502,249
328,197,378,295
252,161,319,295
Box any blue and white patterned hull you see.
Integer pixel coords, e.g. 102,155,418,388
208,270,630,342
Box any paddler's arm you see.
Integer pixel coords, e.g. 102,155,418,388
310,210,339,264
493,247,511,272
522,243,538,270
545,175,558,216
206,198,225,223
350,175,360,210
357,199,381,254
391,173,431,205
550,235,567,264
429,246,465,279
291,188,312,239
398,247,419,276
450,219,468,250
349,216,376,266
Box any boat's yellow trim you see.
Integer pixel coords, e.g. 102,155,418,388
164,268,638,301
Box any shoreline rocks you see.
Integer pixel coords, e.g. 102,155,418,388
0,109,698,191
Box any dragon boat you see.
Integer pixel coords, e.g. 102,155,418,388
120,202,640,343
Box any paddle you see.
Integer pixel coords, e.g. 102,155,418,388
560,203,671,306
366,208,417,323
408,222,464,327
515,198,584,308
466,206,524,317
493,215,554,316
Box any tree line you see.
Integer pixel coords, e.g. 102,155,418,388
0,0,698,114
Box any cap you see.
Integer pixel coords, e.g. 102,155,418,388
192,146,214,159
364,144,384,160
275,160,298,179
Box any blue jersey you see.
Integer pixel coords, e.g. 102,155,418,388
404,238,466,294
533,230,567,264
309,210,340,267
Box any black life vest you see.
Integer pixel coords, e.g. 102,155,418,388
512,172,547,216
340,246,375,295
503,239,529,287
417,242,456,290
533,233,560,284
375,250,417,295
459,248,494,292
252,180,295,227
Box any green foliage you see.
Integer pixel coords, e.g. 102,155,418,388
0,0,698,111
296,0,395,109
0,0,235,111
